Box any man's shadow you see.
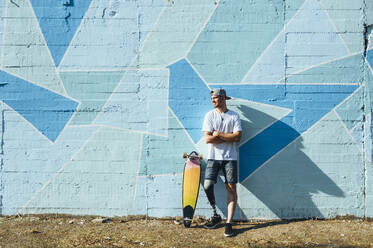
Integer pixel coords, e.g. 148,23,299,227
200,104,345,233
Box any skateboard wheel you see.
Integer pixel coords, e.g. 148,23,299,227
199,154,203,159
184,220,191,228
182,152,187,158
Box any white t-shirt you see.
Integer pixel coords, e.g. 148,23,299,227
202,109,242,160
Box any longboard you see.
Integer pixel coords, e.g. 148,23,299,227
182,151,202,228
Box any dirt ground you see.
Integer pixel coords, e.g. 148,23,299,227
1,214,373,248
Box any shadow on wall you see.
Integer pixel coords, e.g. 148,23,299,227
211,104,345,219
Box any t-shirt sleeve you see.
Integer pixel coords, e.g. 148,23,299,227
202,113,214,132
233,114,242,132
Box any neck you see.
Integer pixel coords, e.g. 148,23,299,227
216,106,228,113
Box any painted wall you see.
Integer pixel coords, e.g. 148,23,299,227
0,0,372,220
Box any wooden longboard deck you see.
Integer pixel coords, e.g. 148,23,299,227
182,152,201,228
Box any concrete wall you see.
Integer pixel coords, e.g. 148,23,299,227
0,0,372,220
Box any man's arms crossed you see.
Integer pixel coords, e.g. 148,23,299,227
204,131,242,144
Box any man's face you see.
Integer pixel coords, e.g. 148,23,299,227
211,95,224,108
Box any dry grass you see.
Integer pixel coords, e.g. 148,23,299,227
0,214,373,247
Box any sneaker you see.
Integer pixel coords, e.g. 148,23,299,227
203,214,222,229
224,223,234,237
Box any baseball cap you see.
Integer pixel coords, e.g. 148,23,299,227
210,88,231,100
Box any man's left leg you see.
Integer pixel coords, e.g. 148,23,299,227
226,183,237,224
223,161,238,237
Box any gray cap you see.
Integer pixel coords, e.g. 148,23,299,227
210,88,231,100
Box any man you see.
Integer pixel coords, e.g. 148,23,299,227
202,88,242,237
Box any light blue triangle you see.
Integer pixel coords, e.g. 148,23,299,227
3,0,66,94
281,54,364,84
60,71,125,125
321,0,365,53
350,121,364,155
335,86,364,130
30,0,92,66
94,69,169,137
242,0,349,83
135,0,218,69
139,110,196,176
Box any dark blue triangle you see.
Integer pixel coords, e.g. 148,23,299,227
30,0,92,66
168,59,211,143
0,70,79,142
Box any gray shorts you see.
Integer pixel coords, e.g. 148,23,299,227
204,160,238,184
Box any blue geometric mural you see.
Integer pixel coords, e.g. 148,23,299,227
0,0,371,219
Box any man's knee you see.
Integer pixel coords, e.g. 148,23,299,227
204,179,216,205
226,184,237,200
226,183,236,191
204,179,215,192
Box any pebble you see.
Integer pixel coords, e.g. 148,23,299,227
68,220,74,224
102,218,112,223
92,218,112,223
